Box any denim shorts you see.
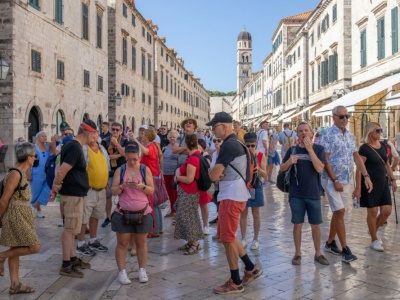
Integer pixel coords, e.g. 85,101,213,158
289,197,322,225
267,156,274,165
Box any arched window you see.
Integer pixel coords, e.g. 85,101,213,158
141,117,145,125
28,106,41,143
97,115,103,129
83,113,90,122
56,110,64,135
122,115,127,131
131,117,135,132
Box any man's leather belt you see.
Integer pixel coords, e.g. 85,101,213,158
89,187,105,192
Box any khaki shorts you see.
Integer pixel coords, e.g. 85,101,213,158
321,177,350,212
61,195,84,234
83,188,106,224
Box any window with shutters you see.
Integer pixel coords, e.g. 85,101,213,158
29,0,40,10
132,13,136,26
122,38,127,65
142,92,145,103
55,0,63,24
57,60,64,80
160,70,164,88
83,70,90,87
166,74,168,92
142,26,145,37
123,3,127,18
161,47,164,56
148,95,151,105
377,17,385,60
132,46,136,70
148,58,151,81
310,32,314,46
31,50,41,73
333,4,337,22
298,46,301,58
392,7,398,54
317,63,321,89
98,76,103,91
170,79,173,94
166,104,168,112
132,88,136,99
298,77,301,98
361,30,367,67
82,3,89,40
141,53,145,77
96,15,102,48
317,24,321,38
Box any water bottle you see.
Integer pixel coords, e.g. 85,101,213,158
353,197,360,209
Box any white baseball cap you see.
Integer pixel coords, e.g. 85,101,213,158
139,125,148,130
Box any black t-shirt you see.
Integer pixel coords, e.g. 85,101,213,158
59,140,89,197
101,136,127,171
282,144,326,200
158,134,169,150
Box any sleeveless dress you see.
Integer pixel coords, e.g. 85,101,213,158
246,152,265,208
30,144,51,206
0,172,40,247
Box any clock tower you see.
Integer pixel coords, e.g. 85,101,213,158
237,28,252,95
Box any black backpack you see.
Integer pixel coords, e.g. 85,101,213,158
44,154,59,188
191,153,212,191
0,168,25,198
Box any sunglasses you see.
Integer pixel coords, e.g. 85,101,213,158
246,144,256,148
334,114,351,120
111,128,120,132
375,129,383,134
126,158,139,162
185,121,194,125
213,139,222,143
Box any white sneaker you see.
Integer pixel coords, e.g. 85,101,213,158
250,240,259,250
117,269,131,285
30,204,36,215
241,238,247,248
139,268,148,283
370,240,384,252
36,210,45,218
57,219,64,227
203,226,210,235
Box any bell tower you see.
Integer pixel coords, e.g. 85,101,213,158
237,28,252,95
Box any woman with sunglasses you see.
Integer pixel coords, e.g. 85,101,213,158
354,122,396,252
240,133,267,250
0,142,41,295
174,134,204,255
28,131,51,218
111,142,154,284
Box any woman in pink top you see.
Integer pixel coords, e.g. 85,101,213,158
111,142,154,285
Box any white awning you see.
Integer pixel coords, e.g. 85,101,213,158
276,110,296,122
313,73,400,116
386,95,400,107
289,104,318,120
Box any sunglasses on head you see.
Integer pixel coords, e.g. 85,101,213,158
334,114,351,120
111,128,120,132
213,139,222,143
246,144,256,148
375,128,383,134
185,121,194,125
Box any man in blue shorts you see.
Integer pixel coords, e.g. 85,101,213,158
280,122,329,266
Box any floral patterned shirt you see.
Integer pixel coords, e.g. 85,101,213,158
320,125,357,184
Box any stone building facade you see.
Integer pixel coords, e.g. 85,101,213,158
0,0,109,166
209,96,233,120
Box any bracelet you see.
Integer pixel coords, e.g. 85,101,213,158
363,174,370,178
331,177,338,182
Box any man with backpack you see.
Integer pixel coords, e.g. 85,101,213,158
100,122,127,227
279,123,297,158
76,130,110,257
208,112,262,295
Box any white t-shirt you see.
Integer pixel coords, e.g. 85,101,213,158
256,129,268,153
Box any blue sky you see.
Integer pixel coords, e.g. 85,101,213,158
136,0,318,93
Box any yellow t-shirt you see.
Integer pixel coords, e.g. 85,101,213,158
236,129,247,143
87,147,108,189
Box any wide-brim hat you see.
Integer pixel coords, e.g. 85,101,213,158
181,117,198,130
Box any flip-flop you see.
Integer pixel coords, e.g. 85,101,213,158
9,283,35,295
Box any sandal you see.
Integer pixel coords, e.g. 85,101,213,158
0,257,5,277
178,243,191,250
183,243,201,255
9,283,35,295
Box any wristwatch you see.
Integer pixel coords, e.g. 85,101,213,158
363,174,370,178
331,177,338,183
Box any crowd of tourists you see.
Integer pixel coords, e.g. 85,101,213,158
0,104,397,295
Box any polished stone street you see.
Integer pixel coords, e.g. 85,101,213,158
1,177,400,300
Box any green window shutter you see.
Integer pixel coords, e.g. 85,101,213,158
122,38,127,65
55,0,63,24
392,7,398,54
97,15,102,48
132,46,136,70
334,52,338,81
377,17,385,60
328,55,333,83
361,30,367,67
82,3,88,40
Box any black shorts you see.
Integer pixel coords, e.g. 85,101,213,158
111,212,153,234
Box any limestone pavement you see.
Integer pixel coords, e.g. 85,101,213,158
0,175,400,299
